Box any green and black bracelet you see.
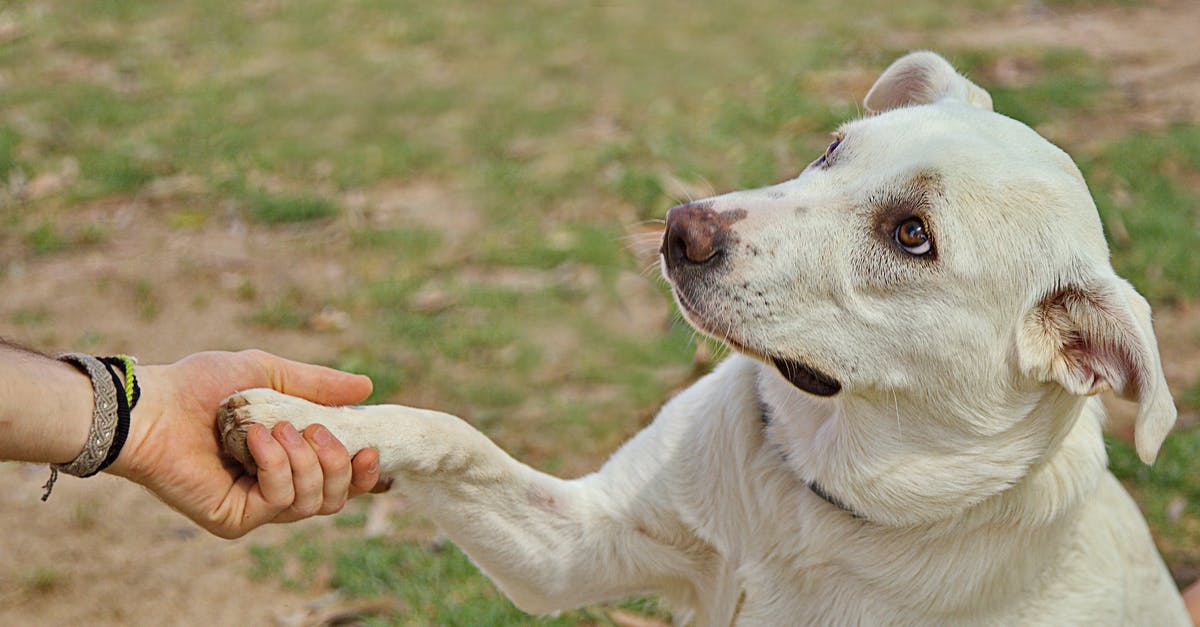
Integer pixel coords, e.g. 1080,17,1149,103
42,354,140,500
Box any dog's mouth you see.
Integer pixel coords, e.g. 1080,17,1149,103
672,286,843,397
770,356,842,397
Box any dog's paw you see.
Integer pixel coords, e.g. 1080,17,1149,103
218,388,310,474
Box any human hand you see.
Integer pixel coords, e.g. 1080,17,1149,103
108,349,380,539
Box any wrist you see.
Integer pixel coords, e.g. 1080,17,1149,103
106,364,166,483
44,360,98,464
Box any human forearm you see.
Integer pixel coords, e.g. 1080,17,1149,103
0,343,95,464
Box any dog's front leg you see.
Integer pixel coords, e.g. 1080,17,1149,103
218,388,709,616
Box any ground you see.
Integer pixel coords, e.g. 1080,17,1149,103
1,1,1198,625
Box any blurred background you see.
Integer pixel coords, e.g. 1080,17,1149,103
1,1,1197,624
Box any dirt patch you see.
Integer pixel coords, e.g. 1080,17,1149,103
0,463,318,626
1,197,366,364
342,180,482,247
940,0,1200,144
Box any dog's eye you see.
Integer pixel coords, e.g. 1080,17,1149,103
817,134,842,166
895,218,932,256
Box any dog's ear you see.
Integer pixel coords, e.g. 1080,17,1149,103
1018,276,1176,464
864,51,993,114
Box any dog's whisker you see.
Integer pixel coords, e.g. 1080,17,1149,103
891,388,902,439
639,262,660,278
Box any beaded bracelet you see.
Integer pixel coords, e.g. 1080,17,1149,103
42,354,139,501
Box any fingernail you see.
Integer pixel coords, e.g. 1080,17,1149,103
311,426,335,448
278,423,302,444
368,461,379,474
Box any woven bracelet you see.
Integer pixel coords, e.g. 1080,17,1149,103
89,360,131,476
42,353,139,501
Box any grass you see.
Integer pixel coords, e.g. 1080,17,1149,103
1081,124,1200,303
3,0,1198,622
132,279,159,322
1110,429,1200,581
24,220,109,255
245,191,340,225
350,227,443,254
249,289,312,330
26,222,67,255
1184,378,1200,412
954,48,1108,128
255,532,670,626
20,568,65,595
11,308,50,327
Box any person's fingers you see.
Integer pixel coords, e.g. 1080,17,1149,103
272,422,324,518
303,424,353,515
349,448,382,497
246,423,294,507
242,349,373,405
210,423,296,536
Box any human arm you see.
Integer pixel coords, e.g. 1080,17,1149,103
0,343,382,538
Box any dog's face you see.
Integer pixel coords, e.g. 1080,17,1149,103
662,52,1175,474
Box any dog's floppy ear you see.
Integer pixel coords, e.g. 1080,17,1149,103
1018,275,1176,464
864,51,993,113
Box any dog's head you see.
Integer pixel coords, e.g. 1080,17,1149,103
661,51,1175,473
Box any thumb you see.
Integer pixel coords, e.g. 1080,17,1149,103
244,350,373,406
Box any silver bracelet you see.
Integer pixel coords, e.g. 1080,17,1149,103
52,353,120,477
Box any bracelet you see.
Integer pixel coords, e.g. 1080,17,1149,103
41,353,139,501
92,358,133,476
99,355,141,411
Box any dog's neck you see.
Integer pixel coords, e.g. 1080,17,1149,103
754,361,1105,529
758,399,868,519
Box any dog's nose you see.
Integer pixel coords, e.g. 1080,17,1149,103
663,203,725,267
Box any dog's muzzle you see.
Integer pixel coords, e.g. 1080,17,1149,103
661,203,843,398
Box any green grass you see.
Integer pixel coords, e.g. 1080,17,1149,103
24,220,110,255
954,47,1107,128
245,191,340,224
1183,378,1200,412
1110,429,1200,579
351,227,443,255
20,568,65,595
11,308,50,327
1081,124,1200,303
248,289,312,329
0,124,21,177
331,540,563,624
26,221,67,254
256,534,670,625
335,352,407,405
132,279,160,322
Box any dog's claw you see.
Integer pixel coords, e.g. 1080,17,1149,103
218,393,259,475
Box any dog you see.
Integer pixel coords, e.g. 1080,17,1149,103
218,51,1189,625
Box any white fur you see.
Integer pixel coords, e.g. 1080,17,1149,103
221,52,1187,625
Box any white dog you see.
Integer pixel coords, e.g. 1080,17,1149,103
219,52,1188,625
